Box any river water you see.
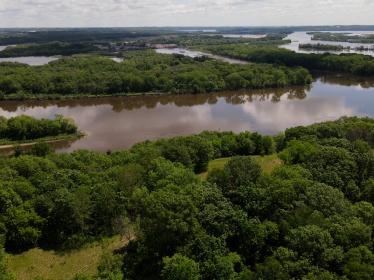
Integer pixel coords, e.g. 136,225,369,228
0,74,373,153
155,48,249,64
281,31,374,56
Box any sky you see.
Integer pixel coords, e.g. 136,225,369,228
0,0,373,28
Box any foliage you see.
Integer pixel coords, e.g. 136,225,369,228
0,42,99,58
0,115,77,142
0,51,312,99
310,32,374,44
207,45,374,76
1,116,374,279
299,43,346,51
162,254,200,280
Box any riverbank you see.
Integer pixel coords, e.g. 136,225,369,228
0,91,172,101
0,132,85,151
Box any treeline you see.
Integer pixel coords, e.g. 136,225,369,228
0,115,78,142
120,117,374,280
284,116,374,147
0,130,276,253
207,45,374,76
0,42,100,58
143,34,290,47
0,29,158,45
299,43,346,51
0,51,312,99
299,43,374,52
1,117,374,279
310,32,374,44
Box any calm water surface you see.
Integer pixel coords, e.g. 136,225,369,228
222,34,267,39
282,31,374,56
0,45,60,65
1,74,374,153
156,48,249,64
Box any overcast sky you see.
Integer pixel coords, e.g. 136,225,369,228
0,0,373,27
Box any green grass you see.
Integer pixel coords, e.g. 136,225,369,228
200,154,282,179
253,154,283,174
7,236,130,280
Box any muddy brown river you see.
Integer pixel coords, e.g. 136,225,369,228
1,74,374,153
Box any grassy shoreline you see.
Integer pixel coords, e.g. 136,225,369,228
0,132,84,150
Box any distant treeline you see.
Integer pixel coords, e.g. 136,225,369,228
0,42,100,58
299,43,374,52
0,51,312,99
0,115,78,142
143,34,290,47
0,29,159,45
299,43,346,51
207,45,374,76
310,32,374,44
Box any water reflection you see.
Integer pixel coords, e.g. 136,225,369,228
0,87,307,113
222,34,267,39
0,74,373,152
155,48,249,64
318,74,374,88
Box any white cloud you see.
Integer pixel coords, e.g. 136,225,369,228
0,0,373,27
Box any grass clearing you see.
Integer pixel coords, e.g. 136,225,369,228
253,154,283,174
7,235,130,280
200,154,282,179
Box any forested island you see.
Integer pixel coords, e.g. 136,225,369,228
299,43,374,52
0,42,100,58
299,43,346,51
0,29,160,45
0,116,374,279
310,32,374,44
145,34,290,47
0,51,312,100
206,45,374,76
0,115,79,147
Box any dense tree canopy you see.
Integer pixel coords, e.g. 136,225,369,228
0,51,312,99
207,45,374,76
310,32,374,44
0,115,78,142
0,42,100,58
1,116,374,280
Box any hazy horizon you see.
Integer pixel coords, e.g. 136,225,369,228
0,0,373,28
